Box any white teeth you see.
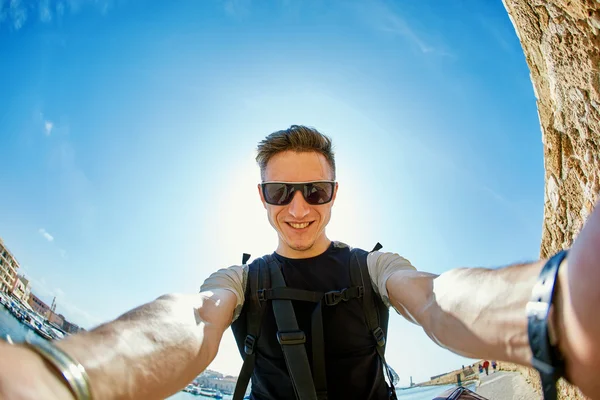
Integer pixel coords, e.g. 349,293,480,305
289,222,310,229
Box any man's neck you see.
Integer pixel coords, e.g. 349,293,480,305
276,237,332,259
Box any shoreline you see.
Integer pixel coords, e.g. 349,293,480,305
412,365,480,388
415,360,589,400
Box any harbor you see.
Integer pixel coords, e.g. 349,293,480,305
0,292,68,343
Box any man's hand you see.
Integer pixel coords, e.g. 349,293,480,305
0,288,237,400
556,197,600,398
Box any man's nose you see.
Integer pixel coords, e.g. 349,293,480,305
288,191,310,219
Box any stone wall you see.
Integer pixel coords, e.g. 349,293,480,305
502,0,599,398
503,0,600,258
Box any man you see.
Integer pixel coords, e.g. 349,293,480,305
0,125,599,400
482,360,490,376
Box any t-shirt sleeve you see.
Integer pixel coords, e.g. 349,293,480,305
366,251,416,309
199,264,248,323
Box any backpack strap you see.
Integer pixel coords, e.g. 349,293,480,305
351,248,386,348
349,244,397,399
233,255,270,400
242,253,251,265
312,274,366,400
311,301,327,400
259,287,323,303
266,254,318,400
261,267,330,399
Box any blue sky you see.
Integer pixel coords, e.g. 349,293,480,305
0,0,544,385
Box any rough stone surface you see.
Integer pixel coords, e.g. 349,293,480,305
502,1,599,399
503,0,600,259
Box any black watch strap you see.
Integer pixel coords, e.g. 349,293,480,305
527,249,568,400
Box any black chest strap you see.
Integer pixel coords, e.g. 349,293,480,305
267,256,319,400
349,246,397,399
233,256,269,400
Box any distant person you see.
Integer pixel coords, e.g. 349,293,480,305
492,360,497,372
479,364,484,374
483,360,490,376
0,125,600,400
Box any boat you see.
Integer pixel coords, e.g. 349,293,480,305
198,386,223,398
46,321,68,338
19,310,54,340
182,384,196,394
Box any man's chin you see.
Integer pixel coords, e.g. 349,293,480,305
282,237,316,253
288,241,314,252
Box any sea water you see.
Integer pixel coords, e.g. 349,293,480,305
165,383,475,400
166,384,472,399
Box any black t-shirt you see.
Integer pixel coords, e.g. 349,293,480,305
239,243,390,400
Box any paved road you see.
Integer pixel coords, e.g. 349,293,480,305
476,371,541,400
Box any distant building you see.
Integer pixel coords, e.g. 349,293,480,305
195,373,237,394
0,237,87,333
48,311,65,328
0,238,20,293
12,274,31,302
62,319,84,334
28,292,85,333
28,293,51,317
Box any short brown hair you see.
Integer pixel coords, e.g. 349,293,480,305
256,125,336,180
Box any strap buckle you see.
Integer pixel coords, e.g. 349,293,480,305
357,286,364,299
324,290,342,306
277,330,306,345
373,327,386,347
324,288,353,306
257,289,266,302
244,334,256,355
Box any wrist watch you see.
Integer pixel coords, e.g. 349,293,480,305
526,249,568,400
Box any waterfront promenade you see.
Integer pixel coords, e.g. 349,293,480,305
476,371,540,400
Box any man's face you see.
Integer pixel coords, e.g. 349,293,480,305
258,150,338,258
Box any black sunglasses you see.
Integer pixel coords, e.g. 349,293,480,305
261,181,336,206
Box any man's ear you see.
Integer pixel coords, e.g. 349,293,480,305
257,183,267,210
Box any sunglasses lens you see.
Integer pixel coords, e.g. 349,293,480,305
263,182,334,205
263,183,292,205
304,182,334,205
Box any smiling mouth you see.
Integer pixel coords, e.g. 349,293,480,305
287,222,313,229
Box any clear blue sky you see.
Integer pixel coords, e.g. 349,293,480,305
0,0,544,385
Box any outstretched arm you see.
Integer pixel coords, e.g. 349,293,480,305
0,289,237,400
386,199,600,399
387,260,544,363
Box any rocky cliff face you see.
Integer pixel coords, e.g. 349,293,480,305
502,1,599,398
503,0,600,259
